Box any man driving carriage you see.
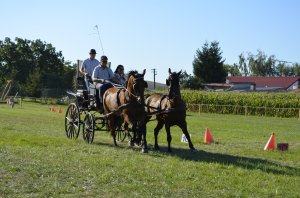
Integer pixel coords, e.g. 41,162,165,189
80,49,99,89
92,55,119,112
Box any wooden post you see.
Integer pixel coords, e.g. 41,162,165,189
265,107,267,117
198,104,200,115
245,106,247,116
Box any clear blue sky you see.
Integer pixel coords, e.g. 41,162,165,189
1,0,299,83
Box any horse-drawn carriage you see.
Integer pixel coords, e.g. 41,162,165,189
64,68,195,153
64,70,149,152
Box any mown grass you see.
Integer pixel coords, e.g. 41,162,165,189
0,102,299,197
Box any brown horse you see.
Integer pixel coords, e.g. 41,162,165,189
103,70,148,153
145,68,195,152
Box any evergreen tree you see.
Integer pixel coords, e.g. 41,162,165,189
193,41,226,83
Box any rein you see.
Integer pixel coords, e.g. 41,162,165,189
110,78,144,106
109,82,140,100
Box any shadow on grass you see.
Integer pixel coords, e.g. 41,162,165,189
93,141,145,152
157,146,299,176
92,140,299,176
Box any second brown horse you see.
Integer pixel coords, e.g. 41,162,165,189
145,68,196,152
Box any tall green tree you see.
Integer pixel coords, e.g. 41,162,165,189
291,63,300,76
193,41,226,83
277,63,292,76
238,53,250,76
24,67,42,96
238,50,277,76
179,70,203,89
224,63,241,76
0,37,70,97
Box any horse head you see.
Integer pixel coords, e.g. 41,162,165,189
126,69,147,103
166,68,182,99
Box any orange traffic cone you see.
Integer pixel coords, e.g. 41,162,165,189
264,133,275,151
58,107,62,113
204,128,214,144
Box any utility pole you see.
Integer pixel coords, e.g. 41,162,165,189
151,68,157,89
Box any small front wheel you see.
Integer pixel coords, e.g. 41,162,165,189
82,112,95,144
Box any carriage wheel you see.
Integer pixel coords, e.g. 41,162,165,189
65,103,81,139
82,112,95,144
115,124,126,142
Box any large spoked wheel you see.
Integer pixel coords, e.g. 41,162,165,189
65,103,81,139
116,124,126,142
82,112,95,144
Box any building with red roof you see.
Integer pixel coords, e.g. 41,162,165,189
226,76,300,91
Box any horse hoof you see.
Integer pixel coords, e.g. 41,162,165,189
142,148,148,153
190,148,197,153
129,141,134,147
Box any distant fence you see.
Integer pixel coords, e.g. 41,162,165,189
3,96,71,106
3,97,300,119
186,103,300,118
41,88,70,98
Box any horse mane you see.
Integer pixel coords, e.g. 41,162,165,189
127,70,138,80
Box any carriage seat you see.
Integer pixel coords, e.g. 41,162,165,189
88,82,97,96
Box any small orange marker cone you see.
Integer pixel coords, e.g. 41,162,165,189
58,107,62,113
204,128,214,144
264,133,275,151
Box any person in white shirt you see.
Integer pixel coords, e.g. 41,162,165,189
80,49,99,89
92,55,118,111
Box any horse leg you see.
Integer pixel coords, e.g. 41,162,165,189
124,122,133,146
141,122,148,153
109,116,118,147
154,120,164,150
165,123,172,152
112,128,118,146
133,122,140,145
178,121,196,152
123,115,134,146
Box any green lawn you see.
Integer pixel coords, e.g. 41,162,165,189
0,102,299,197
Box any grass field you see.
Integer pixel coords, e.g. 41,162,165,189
0,102,299,197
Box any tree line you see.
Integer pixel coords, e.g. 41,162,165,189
0,37,76,97
182,41,300,89
1,37,299,97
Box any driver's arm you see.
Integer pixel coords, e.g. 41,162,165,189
92,78,106,83
109,76,120,84
80,61,89,76
92,68,104,83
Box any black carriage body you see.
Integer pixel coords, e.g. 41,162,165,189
65,77,127,144
74,77,99,111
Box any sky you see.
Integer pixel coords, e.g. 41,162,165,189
1,0,299,83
